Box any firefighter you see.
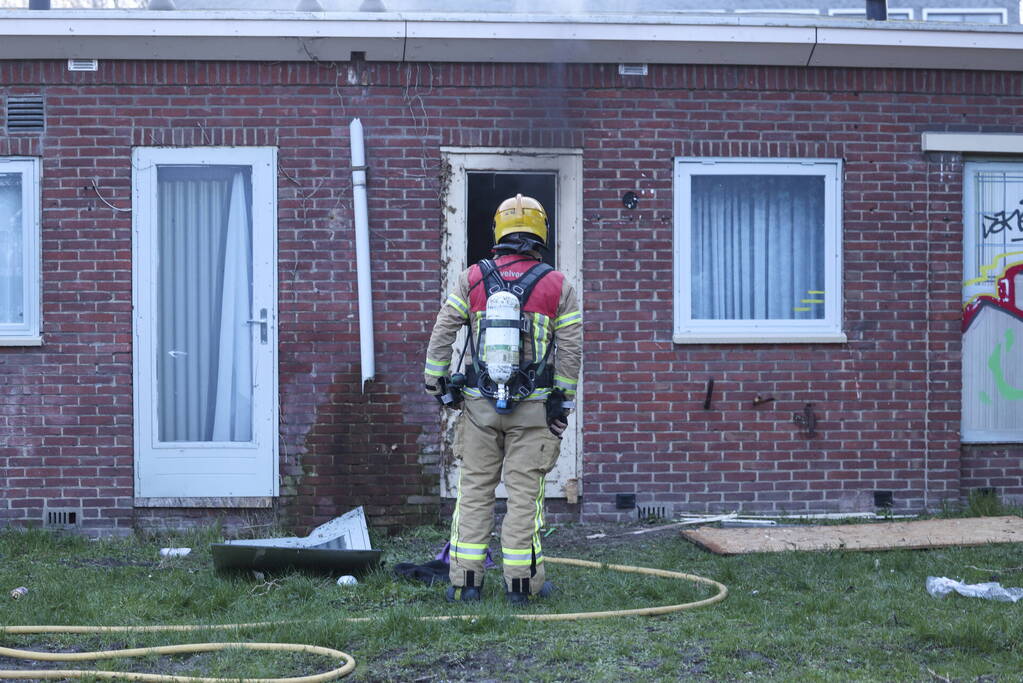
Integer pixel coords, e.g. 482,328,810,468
425,194,582,605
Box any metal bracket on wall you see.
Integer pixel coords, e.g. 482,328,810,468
793,403,817,437
703,379,714,410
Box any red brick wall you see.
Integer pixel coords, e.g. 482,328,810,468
1,60,1019,534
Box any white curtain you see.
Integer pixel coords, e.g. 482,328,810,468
0,174,23,326
691,175,825,321
157,167,253,443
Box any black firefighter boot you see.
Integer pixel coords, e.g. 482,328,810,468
445,571,483,602
505,577,555,606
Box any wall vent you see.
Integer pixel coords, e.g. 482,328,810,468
873,491,894,509
43,507,82,529
6,97,45,133
618,63,649,77
637,505,667,521
67,58,99,72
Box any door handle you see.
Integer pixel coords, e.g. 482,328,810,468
246,308,269,344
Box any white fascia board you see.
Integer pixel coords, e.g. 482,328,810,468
812,25,1023,70
405,20,816,65
922,133,1023,154
0,11,405,61
2,10,1023,71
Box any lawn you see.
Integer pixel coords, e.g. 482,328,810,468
1,508,1022,682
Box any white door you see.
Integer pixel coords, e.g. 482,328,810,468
133,148,278,500
439,147,583,499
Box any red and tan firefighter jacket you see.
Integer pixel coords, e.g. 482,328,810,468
425,254,582,402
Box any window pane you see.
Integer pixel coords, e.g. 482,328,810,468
156,166,254,443
926,12,1004,24
690,175,825,321
0,173,24,326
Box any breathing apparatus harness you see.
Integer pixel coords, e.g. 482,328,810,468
437,252,555,414
473,257,554,412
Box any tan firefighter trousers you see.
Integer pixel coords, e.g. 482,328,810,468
449,396,562,595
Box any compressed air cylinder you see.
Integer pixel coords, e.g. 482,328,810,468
484,291,520,409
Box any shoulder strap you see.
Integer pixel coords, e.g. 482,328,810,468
509,262,553,304
477,259,506,296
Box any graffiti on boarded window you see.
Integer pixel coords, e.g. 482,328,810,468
962,164,1023,442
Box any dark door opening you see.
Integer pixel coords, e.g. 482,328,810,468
466,172,557,268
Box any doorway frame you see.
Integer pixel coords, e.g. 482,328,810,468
439,147,584,498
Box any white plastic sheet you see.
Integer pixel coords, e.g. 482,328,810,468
926,576,1023,603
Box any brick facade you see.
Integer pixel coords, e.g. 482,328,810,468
1,59,1020,535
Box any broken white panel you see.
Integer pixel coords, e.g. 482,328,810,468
223,506,372,551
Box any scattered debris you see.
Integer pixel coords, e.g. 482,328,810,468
719,520,780,528
249,576,282,596
210,507,381,574
9,587,28,600
926,668,953,683
159,547,191,558
738,512,917,521
966,564,1023,574
926,576,1023,603
393,560,449,585
629,513,739,536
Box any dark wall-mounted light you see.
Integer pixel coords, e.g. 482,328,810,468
622,191,638,210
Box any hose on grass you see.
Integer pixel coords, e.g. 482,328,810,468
0,556,728,682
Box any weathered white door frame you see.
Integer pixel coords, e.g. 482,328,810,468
439,147,584,499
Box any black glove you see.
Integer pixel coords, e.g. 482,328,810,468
435,374,465,408
545,388,570,427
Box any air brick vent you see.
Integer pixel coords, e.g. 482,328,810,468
43,507,82,529
618,63,649,77
67,58,99,72
6,96,45,133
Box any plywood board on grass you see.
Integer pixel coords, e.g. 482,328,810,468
681,516,1023,555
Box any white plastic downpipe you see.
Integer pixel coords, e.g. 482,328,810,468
350,118,375,391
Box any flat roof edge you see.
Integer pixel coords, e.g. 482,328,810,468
0,13,1022,71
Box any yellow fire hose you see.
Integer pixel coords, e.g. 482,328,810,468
0,556,727,682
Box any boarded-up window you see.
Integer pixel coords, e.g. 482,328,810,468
962,161,1023,442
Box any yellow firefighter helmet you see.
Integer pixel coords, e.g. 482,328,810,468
493,194,548,246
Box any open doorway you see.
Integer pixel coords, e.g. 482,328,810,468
466,172,557,267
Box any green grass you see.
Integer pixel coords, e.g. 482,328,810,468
2,515,1023,682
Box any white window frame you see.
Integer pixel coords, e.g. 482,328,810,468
828,8,915,19
922,8,1008,24
734,8,821,14
673,157,845,344
0,157,41,345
